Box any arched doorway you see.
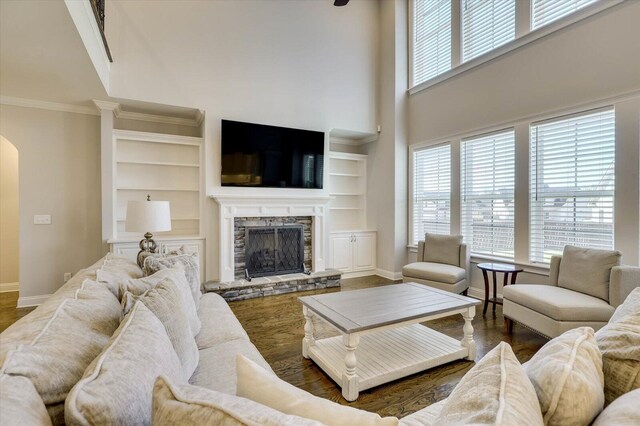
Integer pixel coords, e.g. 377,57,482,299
1,136,19,297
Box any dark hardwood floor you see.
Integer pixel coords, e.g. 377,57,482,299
0,276,547,418
229,276,548,418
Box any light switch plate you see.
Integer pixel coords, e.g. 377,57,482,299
34,215,52,225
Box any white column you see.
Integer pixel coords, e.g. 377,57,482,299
93,100,119,243
513,123,530,264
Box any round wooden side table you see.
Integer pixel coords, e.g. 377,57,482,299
477,263,523,315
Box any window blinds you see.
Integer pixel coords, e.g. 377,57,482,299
530,108,615,263
413,0,451,85
462,0,515,62
461,130,515,259
532,0,598,30
412,144,451,244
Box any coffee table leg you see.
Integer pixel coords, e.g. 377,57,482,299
302,306,315,359
461,306,476,361
481,269,489,315
342,334,360,401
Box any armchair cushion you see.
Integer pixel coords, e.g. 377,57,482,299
502,285,614,322
423,233,462,266
557,245,621,302
402,262,466,284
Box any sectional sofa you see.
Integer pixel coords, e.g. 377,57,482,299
0,253,638,425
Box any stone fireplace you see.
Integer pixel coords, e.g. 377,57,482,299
234,217,312,279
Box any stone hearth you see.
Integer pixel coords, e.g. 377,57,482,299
204,269,342,302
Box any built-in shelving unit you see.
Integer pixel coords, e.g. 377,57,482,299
113,129,204,239
328,152,367,232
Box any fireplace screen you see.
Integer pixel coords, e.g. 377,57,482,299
245,225,304,278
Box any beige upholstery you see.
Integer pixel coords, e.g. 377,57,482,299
398,400,446,426
504,248,640,339
403,236,470,294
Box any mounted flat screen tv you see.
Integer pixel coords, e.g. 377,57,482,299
221,120,325,189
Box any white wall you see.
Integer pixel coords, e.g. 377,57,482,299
0,105,104,303
407,1,640,295
106,0,379,280
0,136,19,287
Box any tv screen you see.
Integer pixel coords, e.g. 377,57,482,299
221,120,325,189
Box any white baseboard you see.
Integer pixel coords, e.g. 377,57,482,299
341,270,377,279
467,286,502,301
375,269,403,280
0,282,19,293
17,294,51,308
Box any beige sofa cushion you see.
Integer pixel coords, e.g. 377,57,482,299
596,289,640,405
558,245,621,302
437,342,543,426
152,375,324,426
502,284,614,322
237,355,399,426
97,254,144,297
65,302,183,426
0,280,121,407
190,339,273,394
0,374,52,426
144,253,201,308
593,388,640,426
398,400,446,426
402,262,465,284
113,268,201,336
123,279,199,380
423,233,462,266
525,327,604,425
196,293,249,349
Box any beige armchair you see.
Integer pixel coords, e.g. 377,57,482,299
402,233,470,295
504,245,640,339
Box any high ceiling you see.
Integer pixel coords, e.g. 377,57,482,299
0,0,107,107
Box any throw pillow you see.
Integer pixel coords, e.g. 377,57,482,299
143,253,201,308
557,245,621,302
525,327,604,425
65,301,184,426
122,278,199,380
596,290,640,405
115,267,201,336
437,342,543,426
592,388,640,426
0,374,52,426
236,355,399,426
152,375,325,426
423,233,462,266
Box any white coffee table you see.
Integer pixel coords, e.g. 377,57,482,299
298,283,480,401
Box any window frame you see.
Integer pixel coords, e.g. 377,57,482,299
409,141,453,246
409,0,624,94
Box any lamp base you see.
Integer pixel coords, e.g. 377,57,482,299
137,232,158,268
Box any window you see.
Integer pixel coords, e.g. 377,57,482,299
412,0,452,86
461,130,515,259
532,0,598,30
462,0,516,62
412,144,451,244
530,108,615,263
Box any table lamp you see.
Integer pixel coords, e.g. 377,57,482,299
125,195,172,267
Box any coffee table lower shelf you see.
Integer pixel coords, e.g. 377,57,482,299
306,324,468,396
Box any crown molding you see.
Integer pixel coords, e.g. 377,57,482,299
93,99,121,112
114,109,201,127
1,96,99,116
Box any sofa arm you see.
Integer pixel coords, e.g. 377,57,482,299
610,266,640,307
417,241,425,262
549,255,561,286
460,243,470,278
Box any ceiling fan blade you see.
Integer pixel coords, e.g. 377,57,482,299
334,0,349,6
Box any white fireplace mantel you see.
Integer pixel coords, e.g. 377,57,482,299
210,193,332,282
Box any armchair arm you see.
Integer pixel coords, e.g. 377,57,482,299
609,266,640,307
460,243,470,278
417,241,425,262
549,255,561,286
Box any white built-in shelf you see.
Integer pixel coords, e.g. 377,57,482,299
330,192,362,196
328,152,368,232
329,172,361,177
117,160,199,168
330,207,360,211
113,129,204,240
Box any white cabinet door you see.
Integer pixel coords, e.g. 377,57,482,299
353,232,376,271
330,234,353,272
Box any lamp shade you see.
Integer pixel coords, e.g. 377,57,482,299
125,200,172,233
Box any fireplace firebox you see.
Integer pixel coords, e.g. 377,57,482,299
244,225,305,279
